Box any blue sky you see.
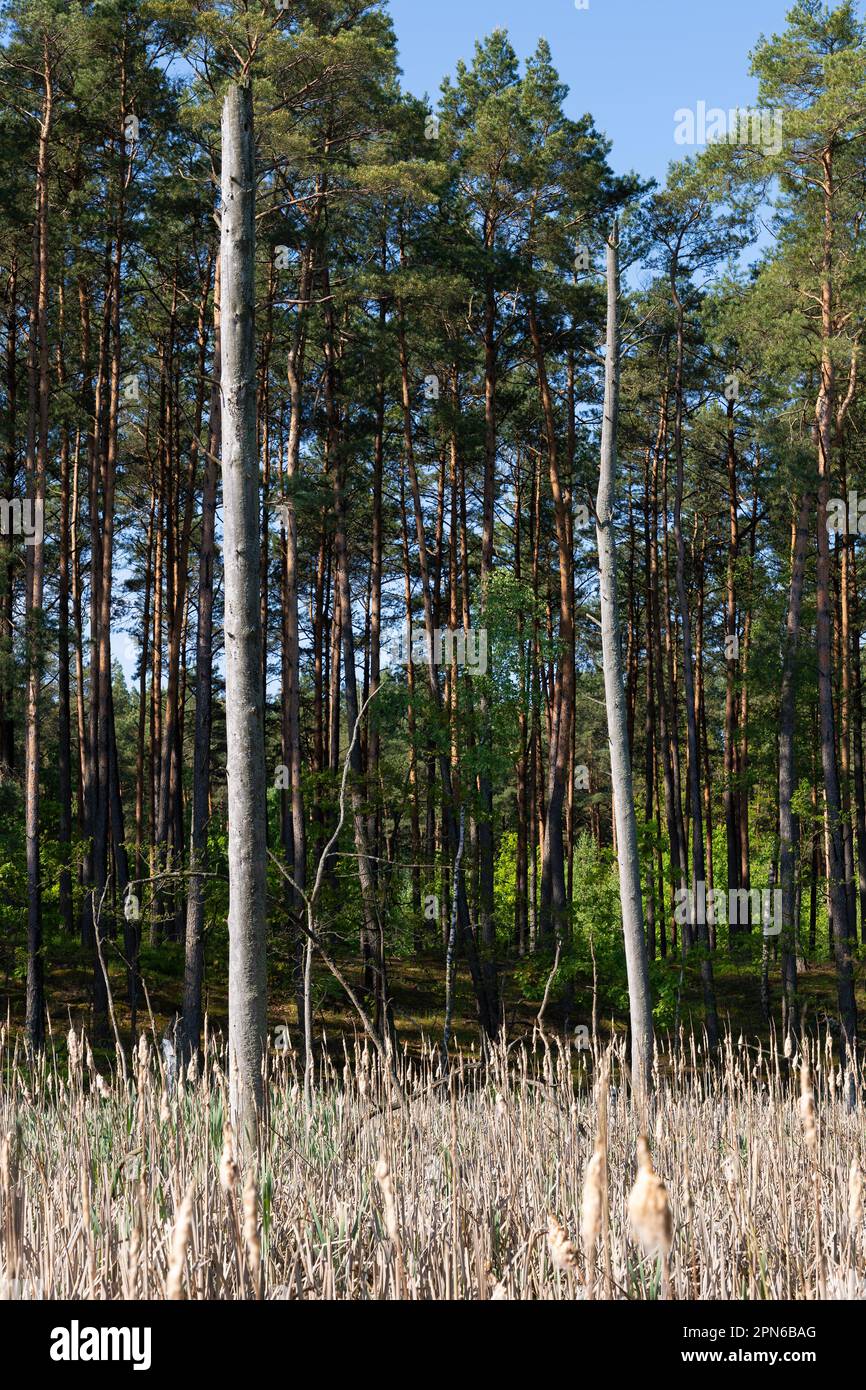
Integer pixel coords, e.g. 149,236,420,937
388,0,802,183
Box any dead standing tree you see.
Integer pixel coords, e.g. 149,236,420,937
221,82,268,1154
595,224,654,1101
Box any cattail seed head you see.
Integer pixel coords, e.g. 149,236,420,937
628,1136,673,1257
0,1131,11,1195
580,1144,604,1253
546,1213,578,1272
243,1170,261,1290
723,1155,738,1201
127,1211,141,1293
67,1028,81,1074
799,1061,817,1152
219,1122,239,1194
849,1161,863,1230
375,1156,399,1245
165,1185,194,1300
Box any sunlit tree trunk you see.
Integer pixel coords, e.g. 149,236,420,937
596,227,653,1097
221,83,268,1148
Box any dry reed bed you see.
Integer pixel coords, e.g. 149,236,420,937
0,1024,863,1299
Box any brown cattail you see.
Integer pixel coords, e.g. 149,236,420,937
581,1144,604,1255
81,1158,97,1297
375,1155,403,1297
0,1130,12,1193
723,1154,739,1203
799,1061,817,1151
628,1136,673,1258
165,1185,194,1300
127,1206,141,1298
546,1213,578,1272
683,1157,694,1221
80,1162,91,1232
374,1156,399,1245
0,1132,16,1280
67,1027,81,1075
219,1122,239,1194
849,1161,863,1231
243,1170,261,1297
800,1059,826,1298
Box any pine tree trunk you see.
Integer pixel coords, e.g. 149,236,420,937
24,46,52,1049
56,289,74,936
183,254,221,1059
527,293,573,951
849,548,866,943
670,261,718,1044
779,494,810,1034
724,398,740,924
282,238,312,1044
815,145,857,1049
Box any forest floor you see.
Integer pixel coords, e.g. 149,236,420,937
2,927,863,1062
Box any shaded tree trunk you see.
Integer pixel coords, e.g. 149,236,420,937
183,253,221,1060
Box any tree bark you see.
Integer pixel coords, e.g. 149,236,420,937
815,143,857,1049
221,83,268,1149
670,255,718,1044
24,42,53,1049
596,227,653,1098
723,397,740,922
778,495,810,1034
183,253,221,1059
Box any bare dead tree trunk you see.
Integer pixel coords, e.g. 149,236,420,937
221,83,268,1151
595,225,653,1099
